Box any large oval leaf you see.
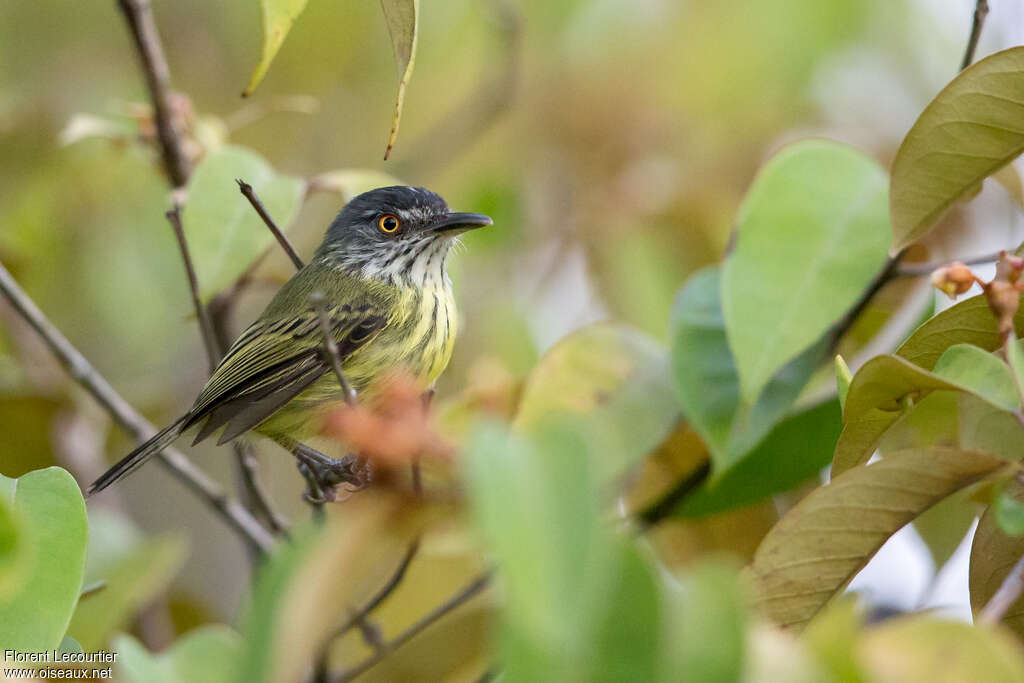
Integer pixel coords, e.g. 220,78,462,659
182,146,304,301
890,47,1024,250
971,477,1024,638
671,267,820,473
514,324,678,484
723,140,891,403
748,448,1003,630
0,467,88,650
243,0,310,96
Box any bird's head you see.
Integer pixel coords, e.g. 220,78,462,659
315,186,492,284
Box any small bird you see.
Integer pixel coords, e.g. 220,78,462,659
89,186,492,495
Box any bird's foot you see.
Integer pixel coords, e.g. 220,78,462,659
294,449,371,503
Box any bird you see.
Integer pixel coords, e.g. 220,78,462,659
88,186,492,496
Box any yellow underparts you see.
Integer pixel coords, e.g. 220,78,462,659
256,279,457,440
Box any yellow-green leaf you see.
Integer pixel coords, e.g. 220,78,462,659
380,0,419,159
514,324,679,484
748,447,1002,630
835,355,852,412
932,343,1020,413
859,617,1024,683
896,293,1024,371
243,0,310,96
890,47,1024,250
116,625,243,683
971,477,1024,637
833,355,960,476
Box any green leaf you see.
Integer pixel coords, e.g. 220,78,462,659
0,484,28,600
835,355,852,412
932,343,1020,413
677,400,841,518
832,355,960,476
243,0,310,96
1008,337,1024,403
671,267,821,473
182,146,304,301
897,293,1024,371
466,419,661,682
723,140,891,402
996,486,1024,536
660,561,747,683
0,467,87,651
971,478,1024,636
116,626,243,683
890,47,1024,250
747,447,1002,630
237,496,425,683
802,598,866,683
380,0,419,159
913,487,981,572
514,324,679,484
859,617,1024,683
66,511,187,651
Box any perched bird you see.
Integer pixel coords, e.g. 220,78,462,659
88,186,492,495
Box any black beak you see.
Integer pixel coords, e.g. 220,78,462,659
432,212,493,234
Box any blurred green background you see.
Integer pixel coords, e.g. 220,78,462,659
0,0,1015,651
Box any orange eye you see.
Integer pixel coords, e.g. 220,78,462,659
378,214,400,233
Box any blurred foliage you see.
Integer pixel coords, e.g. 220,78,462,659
7,0,1024,681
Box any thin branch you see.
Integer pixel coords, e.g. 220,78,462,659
237,179,305,271
332,572,493,683
961,0,990,71
826,251,906,355
335,538,422,640
0,260,275,553
166,204,219,372
979,551,1024,624
115,0,191,186
635,459,712,529
895,250,1005,277
310,291,357,406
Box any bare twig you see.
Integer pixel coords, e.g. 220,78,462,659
635,459,712,529
166,204,219,372
310,291,357,406
961,0,990,71
115,0,191,186
895,250,1006,278
335,538,422,640
0,260,275,552
979,551,1024,624
332,572,493,683
237,179,305,271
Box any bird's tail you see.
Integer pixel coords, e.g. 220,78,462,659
87,415,189,497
